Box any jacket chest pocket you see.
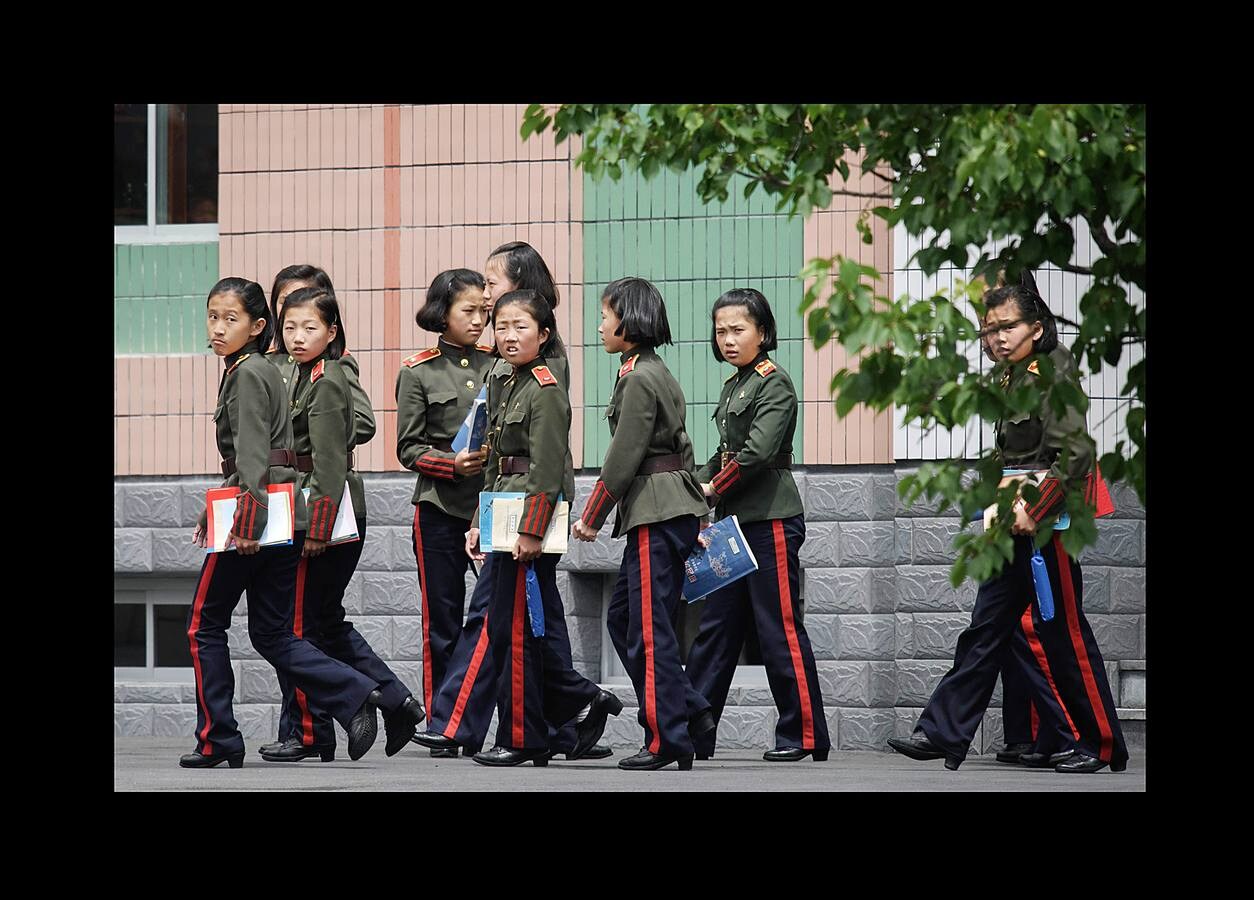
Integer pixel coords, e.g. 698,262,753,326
427,389,460,430
604,402,617,424
212,404,225,423
1001,412,1043,453
500,408,528,451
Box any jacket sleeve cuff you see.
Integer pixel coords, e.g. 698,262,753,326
519,493,554,538
232,491,267,541
710,459,741,496
581,480,616,531
308,495,340,542
415,451,457,480
1025,477,1064,523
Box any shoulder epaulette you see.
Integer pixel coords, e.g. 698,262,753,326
311,359,326,383
475,344,494,354
1026,360,1041,376
618,354,639,377
226,353,251,375
403,347,441,367
532,365,558,387
754,359,777,378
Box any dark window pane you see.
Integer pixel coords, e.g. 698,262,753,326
157,104,218,225
154,604,193,667
114,104,148,225
114,603,146,667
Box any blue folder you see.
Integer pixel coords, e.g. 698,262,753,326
682,515,760,603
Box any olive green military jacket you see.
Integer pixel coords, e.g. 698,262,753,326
289,353,367,541
395,338,496,520
206,340,306,538
996,345,1096,523
266,347,376,447
695,353,804,525
581,348,708,538
471,356,574,539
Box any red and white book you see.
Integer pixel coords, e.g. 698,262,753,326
205,483,295,553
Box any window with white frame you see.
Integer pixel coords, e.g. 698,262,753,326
114,104,218,244
115,578,198,681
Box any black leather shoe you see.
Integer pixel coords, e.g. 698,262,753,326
429,747,459,759
571,690,623,759
547,743,613,761
411,730,460,751
1055,753,1111,774
688,709,716,739
179,750,244,769
384,695,426,757
471,746,550,767
886,733,963,770
260,737,335,762
996,742,1034,764
1110,758,1128,772
763,747,830,762
258,738,287,755
347,689,382,761
618,747,694,771
696,752,715,761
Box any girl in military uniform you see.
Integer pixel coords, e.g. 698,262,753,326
260,264,378,760
257,286,427,761
685,288,831,763
182,278,388,768
394,269,496,758
463,289,619,767
572,277,713,771
887,282,1128,773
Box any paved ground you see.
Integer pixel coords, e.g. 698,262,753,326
115,738,1145,791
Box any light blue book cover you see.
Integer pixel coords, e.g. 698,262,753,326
478,491,525,553
682,515,760,603
452,386,489,453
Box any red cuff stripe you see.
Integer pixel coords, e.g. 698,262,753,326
1027,479,1061,519
582,481,615,528
712,460,740,494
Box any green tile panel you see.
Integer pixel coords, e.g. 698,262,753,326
114,242,219,355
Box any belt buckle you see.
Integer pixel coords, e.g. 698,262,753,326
720,451,733,470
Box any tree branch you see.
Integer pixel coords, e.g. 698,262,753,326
1087,218,1120,258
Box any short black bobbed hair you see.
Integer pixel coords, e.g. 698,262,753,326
209,277,272,352
983,283,1059,356
493,289,560,358
416,268,486,334
709,288,778,362
601,277,673,348
276,287,347,360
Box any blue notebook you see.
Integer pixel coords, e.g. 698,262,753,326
477,492,525,553
451,386,489,453
682,515,760,603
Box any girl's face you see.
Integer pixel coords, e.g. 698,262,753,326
275,278,316,322
282,304,338,364
444,286,486,347
207,293,265,357
482,256,517,317
493,302,549,367
984,301,1042,364
714,305,765,366
598,297,632,355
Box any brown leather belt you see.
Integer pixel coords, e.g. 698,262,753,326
637,453,685,475
295,451,356,473
499,455,530,474
221,449,297,477
718,451,792,470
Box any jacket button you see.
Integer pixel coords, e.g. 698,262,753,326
460,358,469,367
466,380,475,389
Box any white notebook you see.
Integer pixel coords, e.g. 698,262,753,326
205,483,295,553
302,483,359,544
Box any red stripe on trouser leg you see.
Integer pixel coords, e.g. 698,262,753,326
294,557,314,745
511,565,526,748
1054,536,1114,762
188,554,219,755
445,613,490,738
1019,605,1080,740
638,527,660,754
773,519,815,749
1030,702,1039,741
414,504,432,713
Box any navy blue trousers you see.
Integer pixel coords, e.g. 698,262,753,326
412,502,474,715
606,516,708,756
998,633,1071,755
426,553,583,753
487,553,600,751
917,534,1128,766
276,520,413,747
187,532,378,758
684,515,829,755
